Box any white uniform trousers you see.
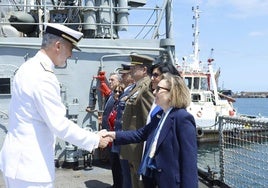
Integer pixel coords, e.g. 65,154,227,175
4,176,53,188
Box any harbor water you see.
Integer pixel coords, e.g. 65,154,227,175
234,98,268,117
198,98,268,187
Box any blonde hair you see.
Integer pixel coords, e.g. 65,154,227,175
162,73,191,108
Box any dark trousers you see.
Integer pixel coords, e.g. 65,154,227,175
120,159,132,188
109,151,123,188
142,175,157,188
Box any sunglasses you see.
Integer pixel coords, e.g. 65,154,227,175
114,90,123,94
151,72,160,78
155,86,170,93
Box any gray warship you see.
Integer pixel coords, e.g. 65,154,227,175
0,0,176,166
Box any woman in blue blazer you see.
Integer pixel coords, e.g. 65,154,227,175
106,73,198,188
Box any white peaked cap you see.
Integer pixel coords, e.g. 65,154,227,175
44,23,83,51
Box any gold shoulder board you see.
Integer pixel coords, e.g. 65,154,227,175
40,62,54,73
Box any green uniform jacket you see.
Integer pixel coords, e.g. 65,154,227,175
120,76,154,169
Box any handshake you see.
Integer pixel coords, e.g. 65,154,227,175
97,129,116,148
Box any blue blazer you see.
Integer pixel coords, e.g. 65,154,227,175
101,92,115,130
115,108,198,188
111,84,135,153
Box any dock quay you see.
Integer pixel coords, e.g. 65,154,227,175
230,91,268,98
220,89,268,98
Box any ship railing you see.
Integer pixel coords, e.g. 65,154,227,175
0,2,165,39
218,115,268,187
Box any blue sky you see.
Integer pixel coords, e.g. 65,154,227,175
121,0,268,92
173,0,268,92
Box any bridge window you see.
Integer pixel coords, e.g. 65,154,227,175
193,77,199,89
200,77,208,90
192,94,201,102
0,78,11,95
184,77,192,89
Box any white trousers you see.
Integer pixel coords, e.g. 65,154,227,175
4,176,53,188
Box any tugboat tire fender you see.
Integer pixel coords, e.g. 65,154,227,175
196,128,204,138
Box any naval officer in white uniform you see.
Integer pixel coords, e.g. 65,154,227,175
0,23,112,188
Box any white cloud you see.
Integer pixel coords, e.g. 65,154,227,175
248,29,268,38
248,31,265,37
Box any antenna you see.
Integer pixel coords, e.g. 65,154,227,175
192,5,202,68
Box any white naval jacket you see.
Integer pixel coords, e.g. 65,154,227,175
0,51,100,182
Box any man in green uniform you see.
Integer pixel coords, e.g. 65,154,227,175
120,54,154,188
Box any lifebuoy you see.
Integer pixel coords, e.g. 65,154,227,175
229,110,235,116
197,111,202,117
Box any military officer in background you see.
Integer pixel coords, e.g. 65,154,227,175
101,72,121,130
113,64,135,188
120,54,155,188
101,72,121,188
0,23,112,188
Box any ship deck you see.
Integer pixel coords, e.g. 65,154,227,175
0,159,220,188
